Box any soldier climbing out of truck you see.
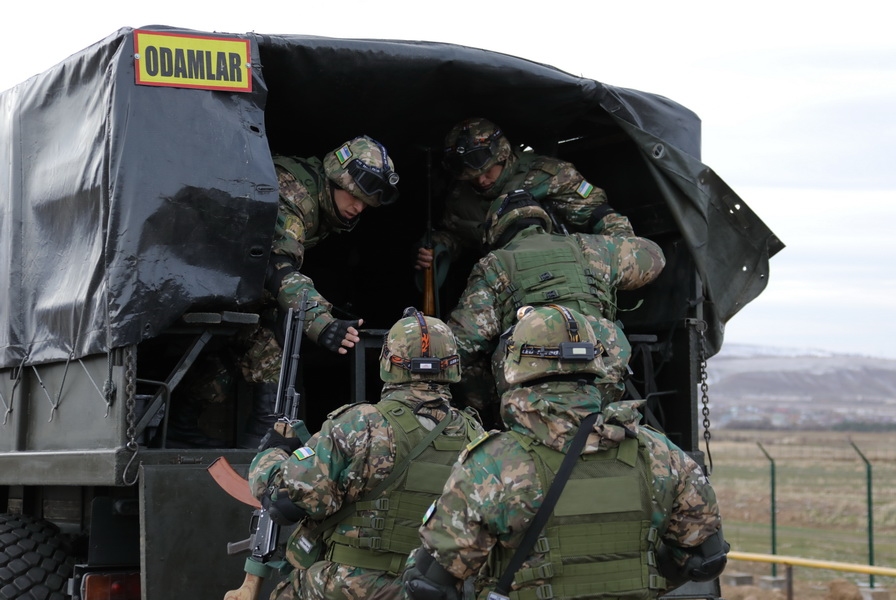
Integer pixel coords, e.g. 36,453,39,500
171,135,402,449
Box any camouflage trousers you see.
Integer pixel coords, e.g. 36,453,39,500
270,562,403,600
238,325,284,385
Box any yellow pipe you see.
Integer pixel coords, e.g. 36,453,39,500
729,551,896,578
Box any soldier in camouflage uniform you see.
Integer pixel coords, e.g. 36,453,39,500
447,190,666,427
415,117,633,279
248,309,484,600
238,135,401,447
403,306,728,600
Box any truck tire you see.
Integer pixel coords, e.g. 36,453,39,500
0,513,75,600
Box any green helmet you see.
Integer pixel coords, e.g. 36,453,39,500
380,308,461,384
442,117,513,180
482,189,552,249
502,305,631,386
323,135,399,207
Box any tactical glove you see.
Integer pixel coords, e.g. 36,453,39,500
318,318,361,353
259,428,304,454
403,547,461,600
265,489,308,526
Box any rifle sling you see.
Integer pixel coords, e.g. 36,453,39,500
307,412,452,540
494,412,600,596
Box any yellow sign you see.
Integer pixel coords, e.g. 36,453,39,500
134,30,251,92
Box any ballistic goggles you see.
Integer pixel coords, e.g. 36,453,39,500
347,142,400,205
443,127,503,177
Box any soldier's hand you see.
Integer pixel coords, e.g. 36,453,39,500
259,428,303,453
415,247,434,271
319,318,364,355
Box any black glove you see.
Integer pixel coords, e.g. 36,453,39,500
318,318,361,353
267,490,308,526
259,428,303,453
402,547,461,600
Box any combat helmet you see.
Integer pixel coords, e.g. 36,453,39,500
323,135,400,207
503,305,631,387
482,189,552,249
443,117,513,180
380,308,462,384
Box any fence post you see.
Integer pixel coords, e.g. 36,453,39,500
757,442,777,577
850,439,875,589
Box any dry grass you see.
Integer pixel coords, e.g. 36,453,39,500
708,429,896,599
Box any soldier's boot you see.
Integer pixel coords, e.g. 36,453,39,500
238,382,279,450
163,395,227,448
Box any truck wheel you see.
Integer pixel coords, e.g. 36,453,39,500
0,513,75,600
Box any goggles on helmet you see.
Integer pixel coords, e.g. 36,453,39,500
347,141,400,205
443,127,503,177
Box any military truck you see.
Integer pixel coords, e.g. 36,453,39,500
0,24,783,600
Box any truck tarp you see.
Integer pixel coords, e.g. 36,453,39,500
0,25,783,369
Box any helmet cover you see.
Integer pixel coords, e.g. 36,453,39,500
443,117,512,180
482,190,552,248
502,305,630,386
323,135,399,207
380,308,461,384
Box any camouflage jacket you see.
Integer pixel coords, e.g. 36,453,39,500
415,384,722,596
447,226,666,369
431,149,634,261
269,157,357,340
249,383,484,600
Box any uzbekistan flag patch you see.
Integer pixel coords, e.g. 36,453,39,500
335,144,353,165
576,180,594,198
293,447,315,460
422,501,437,525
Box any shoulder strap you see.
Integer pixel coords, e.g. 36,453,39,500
494,412,600,596
307,413,453,539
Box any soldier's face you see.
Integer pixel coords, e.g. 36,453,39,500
333,189,368,220
472,163,504,193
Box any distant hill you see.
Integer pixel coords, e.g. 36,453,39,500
707,344,896,429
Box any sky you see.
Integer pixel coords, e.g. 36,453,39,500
2,0,895,358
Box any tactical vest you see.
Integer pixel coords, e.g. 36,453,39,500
272,155,328,248
326,401,479,575
495,232,617,326
485,433,665,600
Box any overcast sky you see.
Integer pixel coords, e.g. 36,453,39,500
2,0,895,358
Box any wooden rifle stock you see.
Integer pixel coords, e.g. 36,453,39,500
422,146,437,317
422,260,436,316
224,574,262,600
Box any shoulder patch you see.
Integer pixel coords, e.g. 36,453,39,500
576,180,594,198
292,447,315,460
421,500,437,526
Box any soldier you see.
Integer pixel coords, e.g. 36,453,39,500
248,309,484,600
403,305,728,600
237,135,401,447
415,117,633,281
447,189,666,426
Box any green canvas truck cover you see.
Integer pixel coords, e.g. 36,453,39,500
0,25,783,369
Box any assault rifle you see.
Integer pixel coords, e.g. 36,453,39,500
217,290,313,600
